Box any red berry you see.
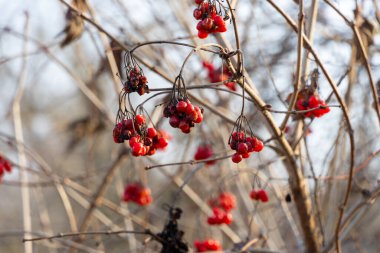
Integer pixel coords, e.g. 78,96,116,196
231,153,242,163
223,212,233,224
185,103,195,115
157,137,169,149
147,128,157,138
129,136,140,147
253,139,264,152
132,142,144,156
242,152,250,159
195,0,203,4
135,114,145,125
237,143,248,154
198,30,209,39
193,9,202,20
201,18,214,31
179,121,191,133
257,189,269,202
176,100,188,112
219,192,236,211
169,115,180,128
250,190,259,200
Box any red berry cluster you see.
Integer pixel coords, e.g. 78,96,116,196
250,189,269,203
295,94,330,118
123,183,152,206
203,61,236,91
163,99,203,133
194,144,215,165
207,192,236,225
207,207,233,225
124,67,149,95
193,0,227,39
113,114,169,156
229,131,264,163
194,239,222,252
208,192,236,211
0,156,12,180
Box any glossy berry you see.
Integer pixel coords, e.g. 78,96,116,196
231,153,242,163
193,1,228,39
229,131,264,163
164,99,203,133
135,114,145,125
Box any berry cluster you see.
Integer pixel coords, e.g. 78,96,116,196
193,0,227,39
113,114,169,156
295,95,330,118
207,207,233,225
207,192,236,225
208,192,236,211
124,67,149,96
0,156,12,180
123,183,152,206
194,239,222,252
229,131,264,163
203,61,236,91
163,99,203,133
194,144,215,165
250,189,269,203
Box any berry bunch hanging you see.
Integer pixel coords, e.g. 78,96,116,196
295,94,330,118
194,239,222,252
207,192,235,225
0,155,12,180
123,183,153,206
208,192,236,212
163,76,204,133
288,68,330,119
207,207,233,225
193,0,229,39
228,116,264,164
203,61,236,91
122,52,149,95
194,144,215,165
250,189,269,203
113,112,169,156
